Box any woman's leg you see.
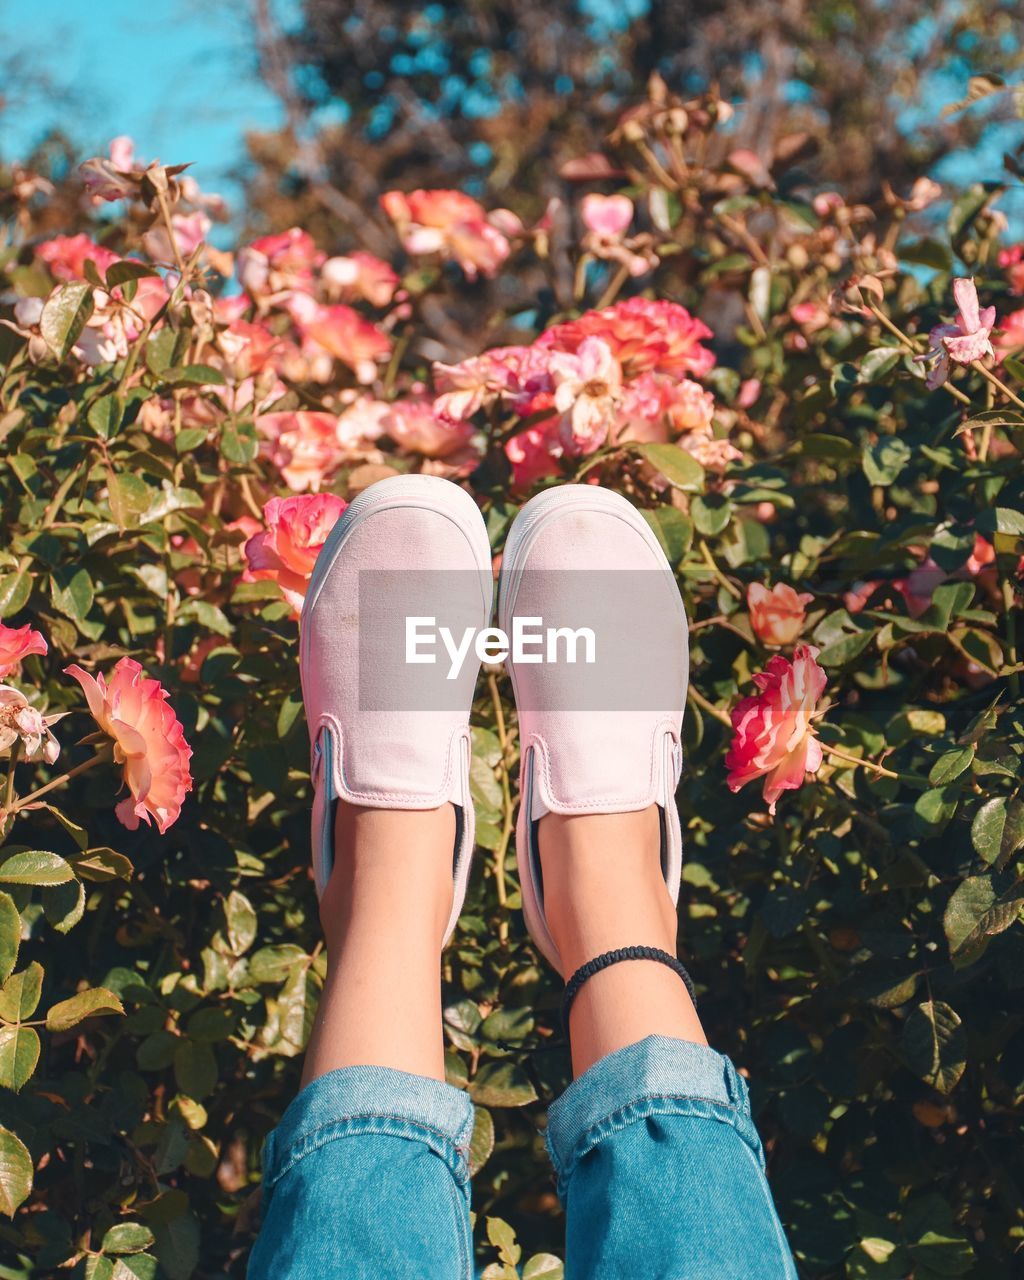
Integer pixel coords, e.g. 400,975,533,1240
250,474,495,1280
541,806,798,1280
248,803,474,1280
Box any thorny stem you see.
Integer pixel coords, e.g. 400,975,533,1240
865,303,973,407
487,671,515,945
3,743,22,822
155,188,187,276
687,685,732,727
10,746,112,815
973,360,1024,413
594,262,631,311
697,539,743,599
823,743,902,780
1003,577,1020,701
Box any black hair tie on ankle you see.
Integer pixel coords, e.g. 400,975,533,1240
561,946,697,1040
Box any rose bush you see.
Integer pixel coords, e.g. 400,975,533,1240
0,81,1022,1278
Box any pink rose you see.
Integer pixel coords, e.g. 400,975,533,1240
257,411,350,492
747,583,814,647
65,658,193,833
382,398,476,459
581,194,634,239
245,493,347,614
505,421,562,490
539,297,715,379
36,234,121,282
921,278,996,389
321,252,399,308
998,245,1024,296
381,189,510,281
725,644,827,815
995,308,1024,362
550,337,624,456
286,294,391,384
0,623,47,677
237,228,323,298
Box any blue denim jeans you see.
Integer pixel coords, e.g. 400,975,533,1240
248,1035,797,1279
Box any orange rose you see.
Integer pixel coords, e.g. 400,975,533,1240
747,582,814,647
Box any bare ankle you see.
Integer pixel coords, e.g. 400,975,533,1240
321,803,456,948
538,806,677,970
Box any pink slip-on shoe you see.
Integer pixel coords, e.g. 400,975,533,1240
498,484,688,972
299,474,493,941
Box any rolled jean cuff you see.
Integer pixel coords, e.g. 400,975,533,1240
545,1035,762,1195
262,1065,476,1193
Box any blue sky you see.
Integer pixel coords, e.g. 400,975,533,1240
2,0,285,214
3,0,1021,229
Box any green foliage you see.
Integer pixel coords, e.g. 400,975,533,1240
0,79,1022,1280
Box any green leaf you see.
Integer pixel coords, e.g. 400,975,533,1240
898,239,953,271
175,427,209,454
523,1256,565,1280
817,629,873,668
40,281,94,359
46,987,124,1032
0,850,74,886
469,1061,538,1107
276,692,304,739
223,891,257,956
43,878,85,933
165,363,226,387
641,506,693,564
902,1001,966,1094
107,473,153,531
914,788,958,831
173,1040,217,1100
87,395,124,439
0,568,32,618
943,875,1024,959
691,492,733,536
469,1106,494,1176
102,1222,156,1255
862,437,910,486
486,1216,522,1266
907,1230,975,1276
0,895,21,985
106,261,160,290
859,347,901,383
632,443,705,492
970,796,1024,868
247,945,307,985
0,1025,40,1092
0,963,43,1021
0,1127,33,1216
50,564,94,621
928,746,975,786
74,848,134,882
220,420,258,465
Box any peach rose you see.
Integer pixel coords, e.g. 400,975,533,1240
65,658,193,833
257,411,350,492
285,294,392,384
381,189,510,281
725,644,827,814
382,398,476,459
505,421,562,490
0,623,47,677
747,582,814,647
322,252,400,308
245,493,347,614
